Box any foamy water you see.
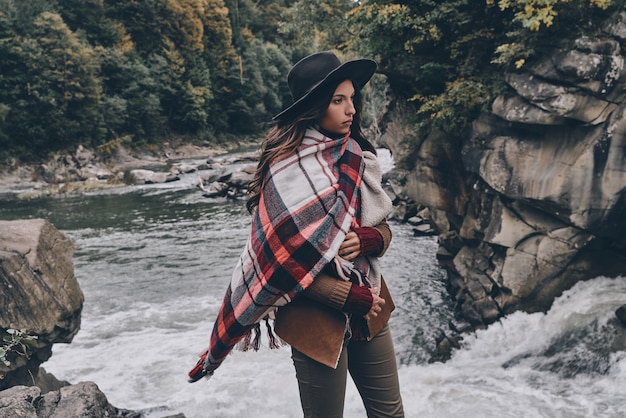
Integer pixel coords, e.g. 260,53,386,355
37,191,448,417
401,276,626,418
44,259,626,418
1,151,624,417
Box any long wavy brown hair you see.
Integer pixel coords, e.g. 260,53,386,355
246,80,376,214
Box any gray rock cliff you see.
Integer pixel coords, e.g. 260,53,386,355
383,11,626,356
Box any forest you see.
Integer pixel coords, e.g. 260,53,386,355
0,0,620,163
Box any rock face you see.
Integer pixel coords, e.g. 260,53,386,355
0,219,83,390
0,382,140,418
384,11,626,349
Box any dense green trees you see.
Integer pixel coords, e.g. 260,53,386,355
0,0,620,162
0,4,103,159
1,0,249,161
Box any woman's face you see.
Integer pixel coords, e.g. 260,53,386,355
318,79,356,135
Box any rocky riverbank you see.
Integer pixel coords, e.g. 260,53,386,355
0,138,437,236
0,141,255,199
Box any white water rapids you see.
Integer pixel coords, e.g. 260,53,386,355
0,150,624,417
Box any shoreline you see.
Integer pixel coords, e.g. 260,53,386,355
0,140,260,199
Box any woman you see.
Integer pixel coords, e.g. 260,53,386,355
189,51,404,417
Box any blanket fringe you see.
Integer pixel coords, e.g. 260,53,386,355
235,320,286,352
266,318,284,349
251,322,262,350
236,323,259,352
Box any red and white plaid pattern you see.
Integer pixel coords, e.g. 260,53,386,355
189,128,365,380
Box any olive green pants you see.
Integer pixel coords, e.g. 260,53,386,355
291,324,404,418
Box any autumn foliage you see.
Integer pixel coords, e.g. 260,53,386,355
0,0,619,162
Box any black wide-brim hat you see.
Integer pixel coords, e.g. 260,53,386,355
273,51,377,120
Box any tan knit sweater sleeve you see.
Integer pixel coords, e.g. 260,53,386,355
303,219,392,310
303,272,352,310
373,218,392,257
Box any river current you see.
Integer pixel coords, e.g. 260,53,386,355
1,153,625,417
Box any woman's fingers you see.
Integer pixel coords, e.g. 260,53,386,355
364,294,385,320
339,231,361,259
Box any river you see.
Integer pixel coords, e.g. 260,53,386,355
1,154,625,417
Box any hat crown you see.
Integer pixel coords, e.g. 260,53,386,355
287,52,342,101
273,51,376,120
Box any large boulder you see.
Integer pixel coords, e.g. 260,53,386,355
0,219,83,390
0,382,140,418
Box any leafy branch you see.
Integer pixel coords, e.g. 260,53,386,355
0,328,39,369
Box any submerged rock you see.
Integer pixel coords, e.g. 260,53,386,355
616,305,626,327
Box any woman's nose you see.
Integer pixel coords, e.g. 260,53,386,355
346,101,356,115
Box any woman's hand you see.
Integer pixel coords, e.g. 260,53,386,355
338,230,360,261
364,287,385,321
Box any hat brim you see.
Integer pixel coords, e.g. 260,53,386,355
272,59,377,121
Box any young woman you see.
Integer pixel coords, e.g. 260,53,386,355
189,51,404,417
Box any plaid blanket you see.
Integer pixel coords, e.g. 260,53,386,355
189,128,365,381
